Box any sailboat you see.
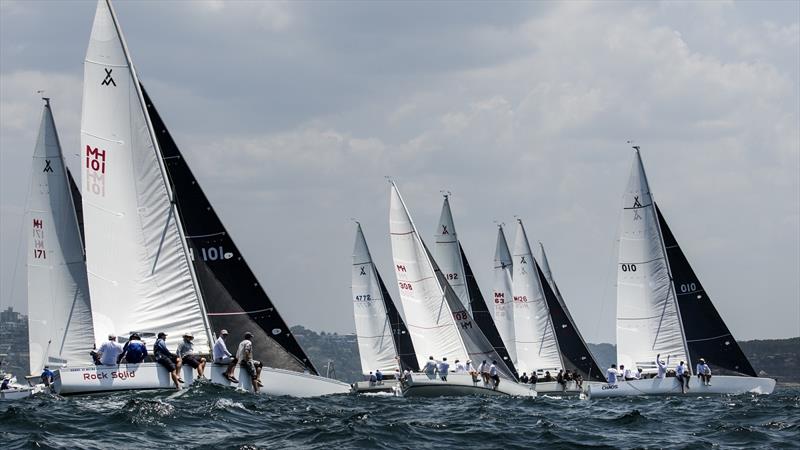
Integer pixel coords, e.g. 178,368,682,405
388,182,534,397
588,147,775,398
54,0,350,397
492,225,516,366
4,98,92,401
432,195,518,376
351,222,419,393
511,220,605,394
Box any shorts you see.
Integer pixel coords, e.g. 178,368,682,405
215,356,236,365
157,355,178,372
241,359,262,377
182,354,203,368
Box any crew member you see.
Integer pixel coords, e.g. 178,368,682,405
422,356,437,378
479,360,491,384
40,366,54,387
454,359,467,373
154,332,183,390
375,369,384,385
97,334,124,366
213,329,239,383
699,359,712,386
237,332,263,393
437,357,449,381
489,361,500,389
177,332,206,379
520,372,529,384
656,354,668,379
606,364,618,384
675,361,690,393
118,333,147,364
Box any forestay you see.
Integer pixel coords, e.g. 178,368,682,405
511,220,562,375
352,223,404,375
492,226,516,365
80,0,211,350
616,149,687,371
144,86,316,374
27,99,95,374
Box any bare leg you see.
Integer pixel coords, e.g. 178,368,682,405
198,358,206,378
171,371,180,389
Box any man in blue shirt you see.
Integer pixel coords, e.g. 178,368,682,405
118,333,148,364
41,366,54,387
153,332,183,390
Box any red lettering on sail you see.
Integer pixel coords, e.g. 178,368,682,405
85,145,107,197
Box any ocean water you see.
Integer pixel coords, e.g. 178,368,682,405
2,383,798,449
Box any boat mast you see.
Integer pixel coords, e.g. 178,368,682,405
104,0,215,349
634,145,692,372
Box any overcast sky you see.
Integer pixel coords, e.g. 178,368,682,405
1,1,798,344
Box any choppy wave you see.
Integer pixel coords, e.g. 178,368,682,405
2,385,798,449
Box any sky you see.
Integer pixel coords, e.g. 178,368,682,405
1,0,798,344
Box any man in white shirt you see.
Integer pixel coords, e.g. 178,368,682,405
437,357,450,381
466,360,479,383
698,359,712,386
489,361,500,389
97,334,124,366
606,364,618,384
454,359,467,373
479,360,491,384
213,329,239,383
622,365,635,381
422,356,437,378
656,354,668,379
675,361,690,393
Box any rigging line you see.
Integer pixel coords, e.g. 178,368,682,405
651,282,673,351
592,201,623,346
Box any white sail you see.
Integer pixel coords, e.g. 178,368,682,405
432,195,470,311
27,99,95,373
389,183,467,366
492,225,516,365
511,220,562,375
616,149,687,371
352,222,400,375
80,0,211,350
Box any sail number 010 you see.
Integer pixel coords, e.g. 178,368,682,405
620,264,637,272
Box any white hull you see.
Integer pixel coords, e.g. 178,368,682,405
0,388,35,401
402,373,536,397
587,375,776,398
54,363,352,398
530,380,603,395
353,379,399,394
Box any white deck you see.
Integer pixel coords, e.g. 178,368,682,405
587,375,776,398
401,372,537,397
54,362,352,398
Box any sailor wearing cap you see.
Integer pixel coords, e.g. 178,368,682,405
97,333,124,366
236,331,263,393
177,332,207,379
154,332,183,389
213,329,239,383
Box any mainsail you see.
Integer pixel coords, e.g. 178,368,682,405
81,0,212,350
144,86,316,374
511,220,562,375
537,244,606,382
616,148,688,371
656,205,756,376
389,183,516,379
352,223,418,374
492,225,516,365
432,196,517,372
27,99,95,373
